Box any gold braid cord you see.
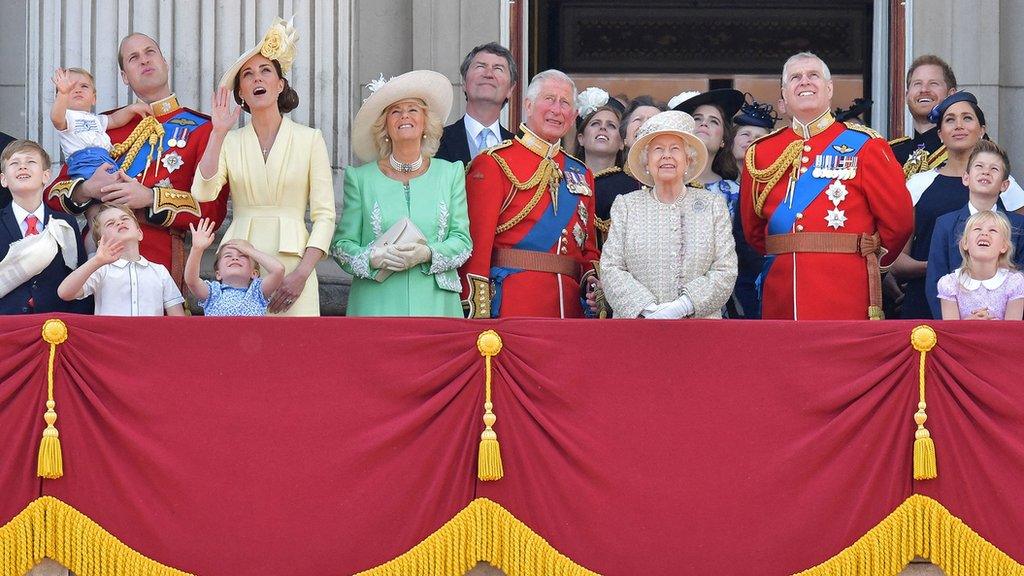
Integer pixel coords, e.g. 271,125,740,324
491,153,561,234
110,116,165,174
746,139,804,218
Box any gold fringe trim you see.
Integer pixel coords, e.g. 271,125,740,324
38,319,68,479
794,494,1024,576
0,496,193,576
355,498,598,576
910,325,938,480
477,331,504,481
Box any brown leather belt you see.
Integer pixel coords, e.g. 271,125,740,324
765,232,884,319
493,248,581,279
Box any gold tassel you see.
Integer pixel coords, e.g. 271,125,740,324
38,319,68,479
910,325,937,480
477,330,504,481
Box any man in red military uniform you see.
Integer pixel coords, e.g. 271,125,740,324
740,52,913,320
460,69,600,318
45,33,229,286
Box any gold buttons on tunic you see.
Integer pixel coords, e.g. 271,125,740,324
803,145,811,152
802,156,809,164
796,224,804,232
796,212,803,219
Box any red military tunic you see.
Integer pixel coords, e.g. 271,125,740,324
46,94,230,284
740,112,913,320
460,126,600,318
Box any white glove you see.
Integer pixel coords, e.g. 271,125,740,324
642,295,694,319
370,245,404,270
389,242,432,270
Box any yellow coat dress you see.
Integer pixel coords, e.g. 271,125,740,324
192,117,336,316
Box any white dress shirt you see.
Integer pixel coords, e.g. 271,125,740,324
11,202,46,237
79,255,185,316
464,114,502,159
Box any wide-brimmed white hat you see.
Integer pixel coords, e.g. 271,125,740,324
351,70,454,163
219,17,299,88
627,111,709,188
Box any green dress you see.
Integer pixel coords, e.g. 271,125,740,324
331,159,471,317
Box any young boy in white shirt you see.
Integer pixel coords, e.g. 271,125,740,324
58,204,185,316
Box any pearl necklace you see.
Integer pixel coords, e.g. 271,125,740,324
389,154,423,173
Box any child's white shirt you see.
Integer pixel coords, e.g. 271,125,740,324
58,109,112,156
78,255,184,316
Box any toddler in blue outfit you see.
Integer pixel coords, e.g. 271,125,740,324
185,218,284,316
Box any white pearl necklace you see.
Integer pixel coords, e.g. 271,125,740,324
389,154,423,173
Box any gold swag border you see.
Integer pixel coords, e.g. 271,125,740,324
356,497,598,576
795,494,1024,576
0,496,192,576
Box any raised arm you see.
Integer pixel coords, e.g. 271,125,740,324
57,235,123,300
50,68,73,131
185,218,216,302
197,87,238,184
106,102,151,130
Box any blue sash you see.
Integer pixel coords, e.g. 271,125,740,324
766,129,869,235
120,109,207,177
761,128,870,290
490,155,586,316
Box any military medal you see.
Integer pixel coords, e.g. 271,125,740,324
573,222,585,249
813,156,824,179
176,127,188,149
167,128,179,148
825,180,848,206
161,151,184,174
825,207,848,229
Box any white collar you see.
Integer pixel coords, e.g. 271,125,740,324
111,255,151,268
957,267,1010,290
967,201,1001,215
11,201,45,229
464,113,500,141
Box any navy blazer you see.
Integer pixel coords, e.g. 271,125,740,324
926,206,1024,318
0,204,90,314
435,116,514,166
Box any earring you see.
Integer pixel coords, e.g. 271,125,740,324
384,136,390,142
240,97,246,106
422,134,426,140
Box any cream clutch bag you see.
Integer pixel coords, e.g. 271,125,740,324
371,217,427,281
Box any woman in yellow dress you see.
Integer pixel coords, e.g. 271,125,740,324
192,18,335,316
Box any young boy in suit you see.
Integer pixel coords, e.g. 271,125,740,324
0,139,88,314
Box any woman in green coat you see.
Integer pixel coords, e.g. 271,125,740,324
332,70,472,316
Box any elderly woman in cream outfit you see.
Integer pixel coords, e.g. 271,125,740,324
600,111,737,319
192,18,335,316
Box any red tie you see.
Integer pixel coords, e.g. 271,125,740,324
25,215,39,236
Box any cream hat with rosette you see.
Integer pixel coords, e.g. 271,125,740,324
219,17,299,88
627,111,708,188
351,70,454,163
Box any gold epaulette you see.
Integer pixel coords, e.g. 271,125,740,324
593,166,622,178
888,135,911,146
749,126,787,148
927,145,948,169
481,139,513,157
562,150,586,166
845,122,883,139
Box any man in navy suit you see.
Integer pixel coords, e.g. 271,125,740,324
0,140,89,314
926,140,1024,317
435,43,517,165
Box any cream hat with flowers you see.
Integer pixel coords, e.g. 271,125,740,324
627,111,708,188
219,17,299,88
351,70,454,163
